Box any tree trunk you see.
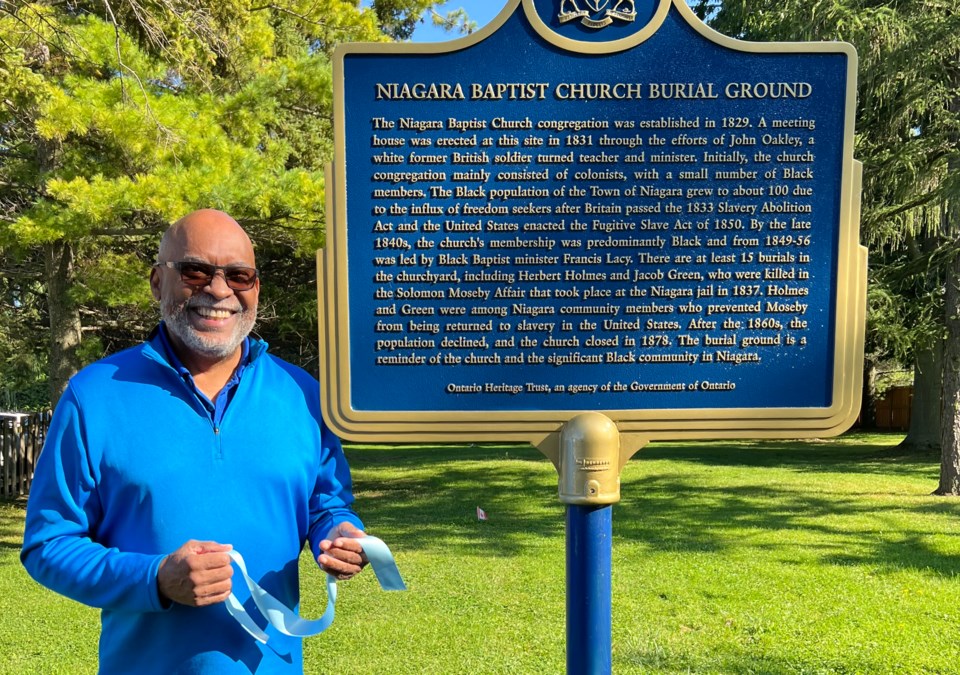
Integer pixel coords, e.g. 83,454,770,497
45,240,83,408
861,357,877,429
936,139,960,494
938,245,960,494
900,340,941,452
936,242,960,495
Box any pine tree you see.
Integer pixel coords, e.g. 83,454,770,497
0,0,453,405
695,0,960,491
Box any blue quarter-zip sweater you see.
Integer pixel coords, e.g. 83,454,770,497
22,329,363,673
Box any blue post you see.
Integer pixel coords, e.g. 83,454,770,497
566,504,612,675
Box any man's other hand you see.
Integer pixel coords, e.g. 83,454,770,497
317,522,368,581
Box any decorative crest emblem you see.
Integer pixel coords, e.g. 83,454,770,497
558,0,636,29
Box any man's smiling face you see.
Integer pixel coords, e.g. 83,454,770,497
150,210,260,364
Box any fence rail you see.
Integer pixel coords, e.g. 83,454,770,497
0,412,51,499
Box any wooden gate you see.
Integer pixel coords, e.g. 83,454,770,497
0,412,50,499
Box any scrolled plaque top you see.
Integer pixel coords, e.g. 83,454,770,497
523,0,671,52
319,0,866,445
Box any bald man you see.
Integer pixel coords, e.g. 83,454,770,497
22,210,367,673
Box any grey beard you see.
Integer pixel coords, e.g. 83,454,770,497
162,297,256,360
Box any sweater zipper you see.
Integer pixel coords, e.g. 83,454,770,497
213,423,223,460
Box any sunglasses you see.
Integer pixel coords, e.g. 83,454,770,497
156,261,258,291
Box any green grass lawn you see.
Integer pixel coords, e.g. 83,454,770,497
4,433,959,674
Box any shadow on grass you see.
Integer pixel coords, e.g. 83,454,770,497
637,436,938,478
345,435,960,578
618,634,885,674
6,436,954,577
345,442,565,552
614,476,960,574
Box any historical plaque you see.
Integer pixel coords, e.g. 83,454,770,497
319,0,865,446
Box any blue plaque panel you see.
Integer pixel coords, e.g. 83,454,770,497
321,0,865,443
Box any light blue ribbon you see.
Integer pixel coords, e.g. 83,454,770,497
225,536,406,643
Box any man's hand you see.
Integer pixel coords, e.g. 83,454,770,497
157,540,234,607
317,522,368,581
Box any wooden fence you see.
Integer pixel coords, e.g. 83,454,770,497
874,386,912,432
0,411,50,499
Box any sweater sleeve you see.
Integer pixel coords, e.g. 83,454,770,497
307,421,365,562
21,386,167,613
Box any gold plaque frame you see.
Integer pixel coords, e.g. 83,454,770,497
319,0,865,454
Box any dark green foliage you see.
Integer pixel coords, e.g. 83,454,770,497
0,0,455,405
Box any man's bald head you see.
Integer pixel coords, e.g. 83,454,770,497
159,209,255,267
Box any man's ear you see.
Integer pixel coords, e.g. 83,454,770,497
149,268,162,301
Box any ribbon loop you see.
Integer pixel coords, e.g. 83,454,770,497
224,536,405,643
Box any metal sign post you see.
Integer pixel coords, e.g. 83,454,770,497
557,412,621,673
567,503,613,674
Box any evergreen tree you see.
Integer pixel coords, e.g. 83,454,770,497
0,0,452,406
695,0,960,491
